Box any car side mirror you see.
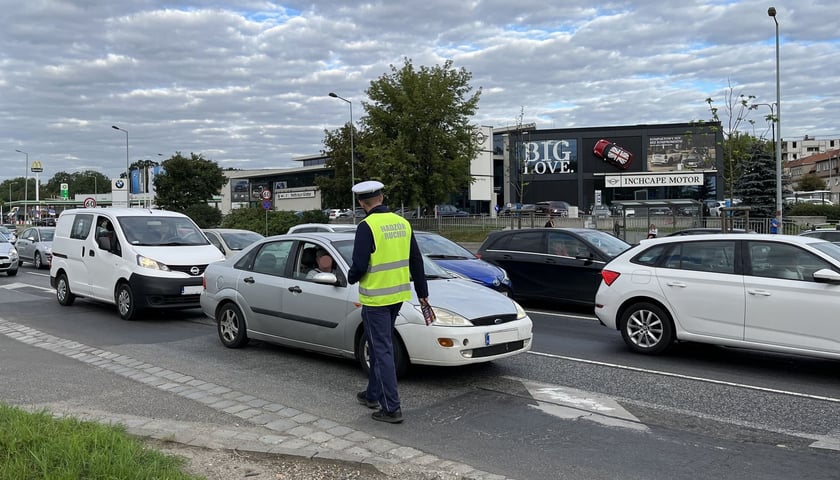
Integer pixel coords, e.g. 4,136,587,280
96,235,112,251
311,272,339,286
812,268,840,284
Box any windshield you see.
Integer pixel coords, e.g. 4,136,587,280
331,239,456,280
577,230,631,257
119,216,209,246
812,241,840,262
415,233,474,259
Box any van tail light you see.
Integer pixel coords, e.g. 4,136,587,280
601,269,621,286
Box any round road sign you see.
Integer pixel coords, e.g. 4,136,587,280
84,197,97,208
260,189,272,200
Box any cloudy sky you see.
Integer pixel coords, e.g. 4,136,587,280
2,0,838,183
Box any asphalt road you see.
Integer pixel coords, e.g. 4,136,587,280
2,266,839,480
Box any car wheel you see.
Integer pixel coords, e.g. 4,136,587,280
619,302,674,354
217,303,249,348
7,268,17,277
56,273,75,306
34,252,43,269
356,330,409,378
116,283,138,321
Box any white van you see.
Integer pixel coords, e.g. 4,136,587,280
49,208,225,320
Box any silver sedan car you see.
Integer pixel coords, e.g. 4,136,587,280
16,226,54,269
200,232,533,375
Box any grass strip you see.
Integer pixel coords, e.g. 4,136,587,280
0,403,202,480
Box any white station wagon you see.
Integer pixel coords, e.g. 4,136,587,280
595,234,840,360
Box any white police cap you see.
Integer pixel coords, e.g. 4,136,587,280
352,180,384,199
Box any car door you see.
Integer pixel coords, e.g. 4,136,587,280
17,228,34,261
235,240,294,336
87,215,123,301
654,240,745,340
482,231,547,301
275,241,355,352
743,241,840,354
546,231,606,303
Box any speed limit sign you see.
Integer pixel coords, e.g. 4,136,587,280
83,197,97,208
260,189,272,200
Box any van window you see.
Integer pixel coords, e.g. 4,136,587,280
70,214,94,240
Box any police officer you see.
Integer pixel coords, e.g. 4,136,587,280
348,180,429,424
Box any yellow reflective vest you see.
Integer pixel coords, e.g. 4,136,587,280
358,213,412,306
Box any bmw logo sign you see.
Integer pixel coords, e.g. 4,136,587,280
115,179,125,189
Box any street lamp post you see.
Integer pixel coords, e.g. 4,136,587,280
111,125,130,183
769,6,783,230
328,92,355,224
15,149,28,223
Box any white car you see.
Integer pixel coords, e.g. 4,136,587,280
203,228,264,258
595,234,840,360
200,232,533,375
287,223,358,234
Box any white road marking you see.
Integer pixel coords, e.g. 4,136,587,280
527,350,840,405
525,309,598,321
0,281,54,292
513,377,650,433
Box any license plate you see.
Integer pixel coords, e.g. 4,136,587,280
485,329,518,346
181,285,203,295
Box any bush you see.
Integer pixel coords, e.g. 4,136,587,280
221,207,328,236
787,203,840,220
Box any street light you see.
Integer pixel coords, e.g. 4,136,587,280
769,6,783,229
15,149,28,223
328,92,355,224
111,125,130,183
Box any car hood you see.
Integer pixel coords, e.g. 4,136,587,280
431,258,507,287
132,245,225,265
422,277,518,318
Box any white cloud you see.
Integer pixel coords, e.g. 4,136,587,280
1,0,837,182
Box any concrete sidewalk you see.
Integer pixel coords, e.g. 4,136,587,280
1,317,510,480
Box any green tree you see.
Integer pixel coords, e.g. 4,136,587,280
795,173,826,191
315,125,370,210
44,171,111,199
183,203,222,228
154,152,226,212
319,58,481,211
734,144,777,217
704,81,758,199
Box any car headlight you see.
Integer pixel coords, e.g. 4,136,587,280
9,248,18,259
136,254,170,271
513,300,527,320
414,305,474,327
499,267,510,284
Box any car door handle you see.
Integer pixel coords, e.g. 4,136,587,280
665,281,687,287
288,285,302,293
243,277,255,284
747,289,771,296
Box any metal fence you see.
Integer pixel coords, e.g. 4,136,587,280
405,213,808,244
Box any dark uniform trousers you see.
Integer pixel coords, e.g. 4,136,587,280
362,303,403,413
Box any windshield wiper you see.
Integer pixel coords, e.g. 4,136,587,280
426,254,470,260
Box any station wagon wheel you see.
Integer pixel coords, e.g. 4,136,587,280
619,302,674,354
116,282,138,321
217,303,249,348
356,330,409,378
55,273,75,306
34,252,43,269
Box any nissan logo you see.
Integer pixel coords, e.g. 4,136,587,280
190,266,200,275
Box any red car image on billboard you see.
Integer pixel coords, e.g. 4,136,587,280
593,139,633,169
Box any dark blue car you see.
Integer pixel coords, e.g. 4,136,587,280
415,231,512,296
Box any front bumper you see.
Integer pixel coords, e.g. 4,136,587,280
399,319,533,367
128,272,204,310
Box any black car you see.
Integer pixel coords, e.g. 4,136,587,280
477,228,630,306
535,201,571,217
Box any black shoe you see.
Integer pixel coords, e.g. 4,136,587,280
372,409,403,424
356,391,378,409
